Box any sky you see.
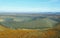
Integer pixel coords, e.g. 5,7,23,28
0,0,60,12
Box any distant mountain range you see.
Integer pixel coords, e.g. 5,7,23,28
0,12,60,15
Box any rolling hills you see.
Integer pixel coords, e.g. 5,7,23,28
0,14,60,38
0,17,58,30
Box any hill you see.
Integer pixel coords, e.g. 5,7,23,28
0,18,58,30
0,25,10,31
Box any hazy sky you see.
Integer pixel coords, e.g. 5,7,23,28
0,0,60,12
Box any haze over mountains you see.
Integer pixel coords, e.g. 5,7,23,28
0,12,60,30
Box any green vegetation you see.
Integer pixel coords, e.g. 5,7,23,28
0,17,58,30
